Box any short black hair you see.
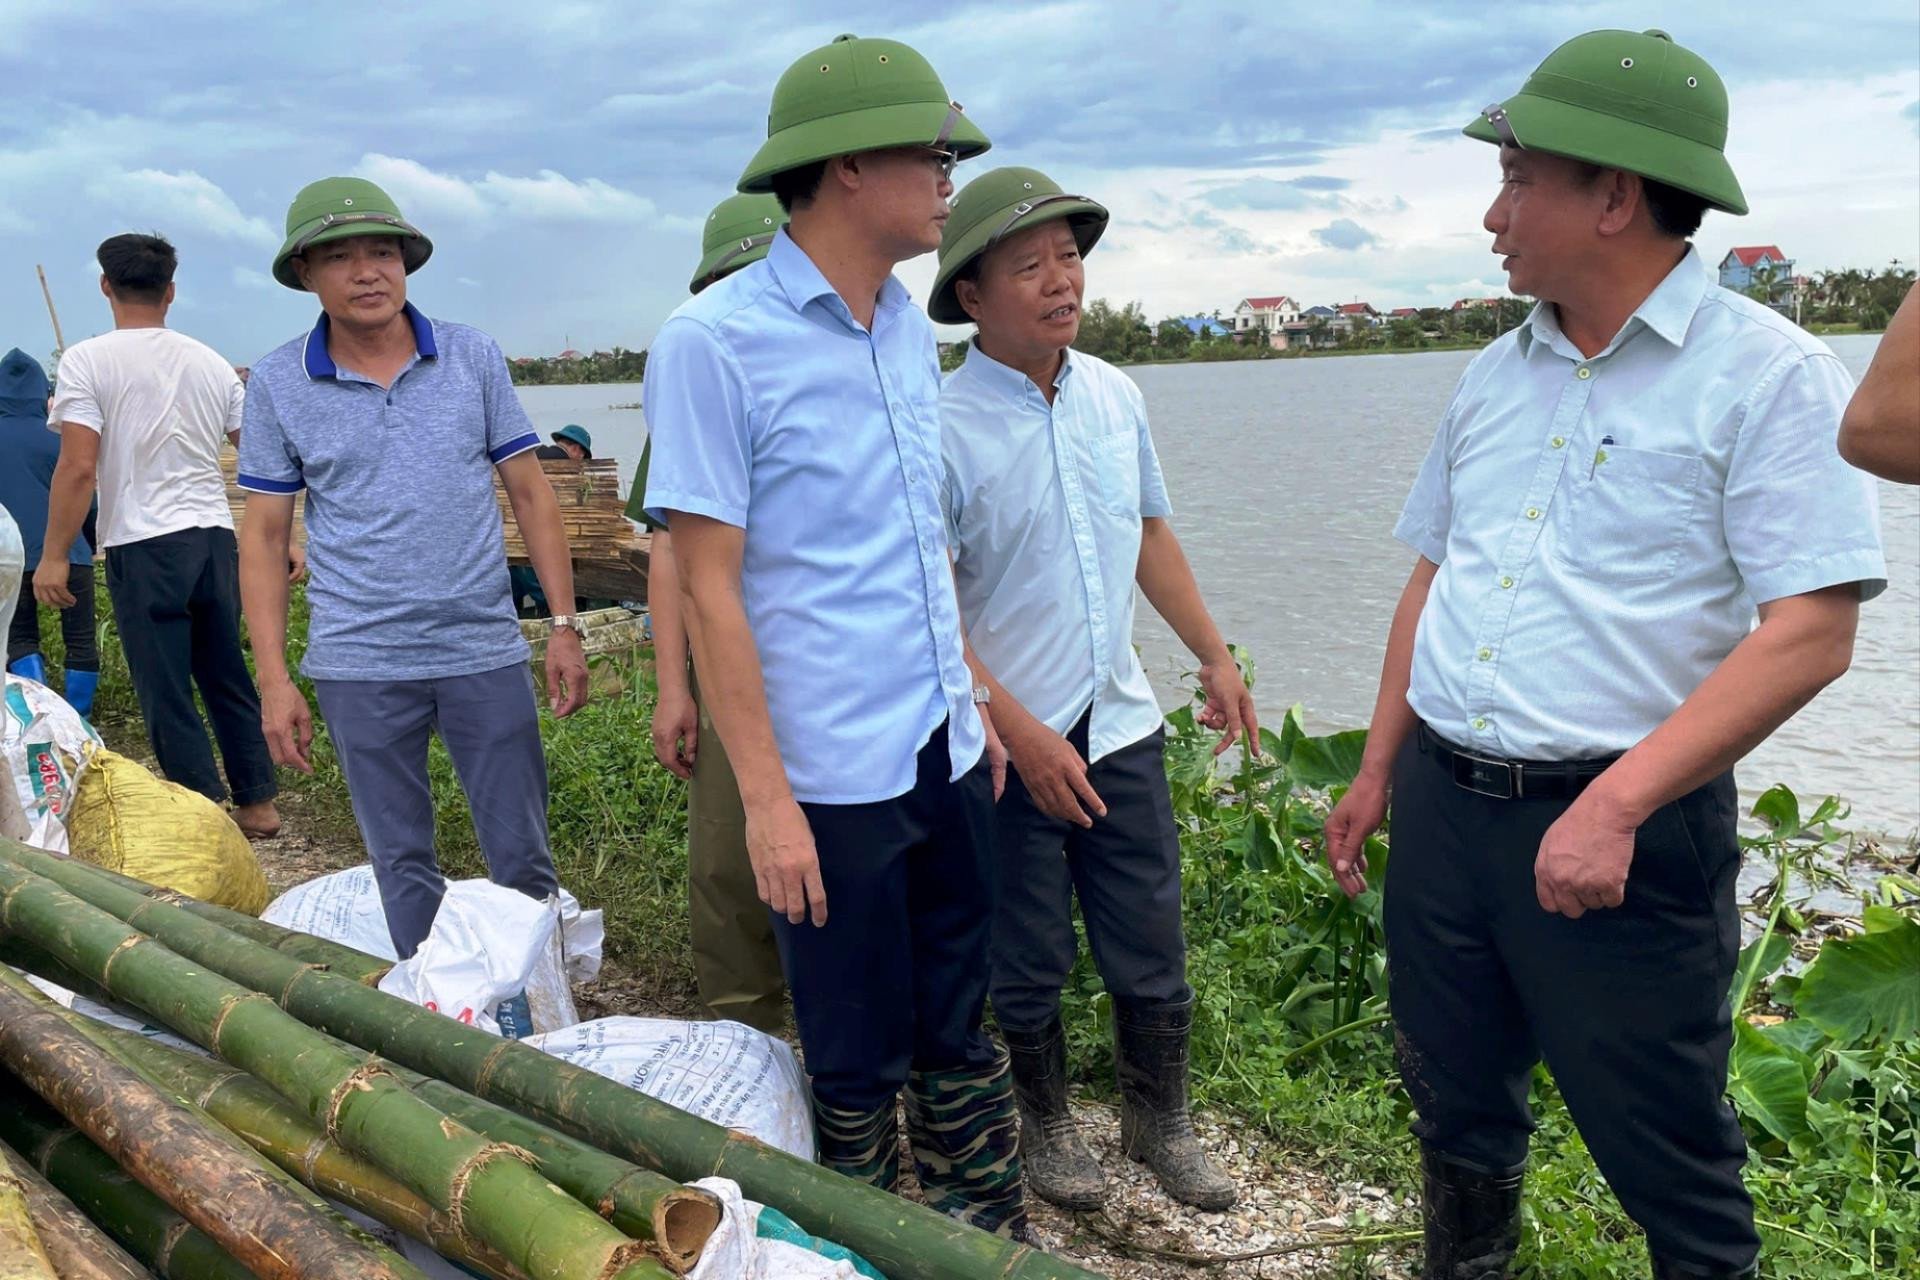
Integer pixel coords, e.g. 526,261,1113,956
97,233,177,303
1640,178,1709,240
770,161,828,214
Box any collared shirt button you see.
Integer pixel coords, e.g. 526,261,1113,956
1472,716,1488,730
1576,366,1592,380
1500,574,1514,589
1525,507,1541,520
1477,647,1493,661
1551,436,1566,448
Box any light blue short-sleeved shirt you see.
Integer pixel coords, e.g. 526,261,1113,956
1395,248,1886,761
941,343,1172,763
236,304,539,682
642,230,983,805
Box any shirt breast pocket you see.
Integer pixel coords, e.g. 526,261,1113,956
1556,445,1703,584
1086,430,1141,518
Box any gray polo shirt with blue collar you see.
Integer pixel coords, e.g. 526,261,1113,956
237,303,540,681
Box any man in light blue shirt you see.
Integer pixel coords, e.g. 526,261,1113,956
237,176,591,960
1323,31,1885,1278
932,167,1255,1215
644,36,1031,1237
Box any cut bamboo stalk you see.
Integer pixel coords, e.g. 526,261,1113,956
0,840,1110,1280
0,1140,148,1280
0,1150,58,1280
0,854,672,1280
0,967,419,1280
0,1084,260,1280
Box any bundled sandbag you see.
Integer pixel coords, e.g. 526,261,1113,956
2,675,101,854
522,1017,815,1160
63,748,269,914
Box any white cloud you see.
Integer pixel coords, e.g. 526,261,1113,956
353,154,685,229
232,266,278,290
84,169,277,246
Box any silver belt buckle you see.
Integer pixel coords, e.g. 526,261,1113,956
1452,750,1518,799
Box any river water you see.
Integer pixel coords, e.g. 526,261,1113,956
519,334,1919,837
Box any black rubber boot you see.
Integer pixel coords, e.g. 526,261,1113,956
1114,996,1237,1211
1001,1018,1107,1211
1651,1254,1759,1279
1420,1145,1524,1279
814,1094,901,1193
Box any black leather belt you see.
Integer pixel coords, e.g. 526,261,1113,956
1417,723,1617,801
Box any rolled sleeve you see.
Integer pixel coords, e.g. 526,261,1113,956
479,337,540,465
1394,413,1454,564
642,317,752,529
235,376,304,494
1725,353,1887,605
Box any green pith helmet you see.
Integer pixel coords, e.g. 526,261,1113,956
928,167,1107,325
272,177,433,290
738,33,990,194
1463,29,1747,215
692,193,788,293
551,424,593,455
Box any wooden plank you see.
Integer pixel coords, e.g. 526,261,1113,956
221,452,649,600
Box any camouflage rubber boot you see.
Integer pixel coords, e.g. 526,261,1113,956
1001,1018,1106,1210
1420,1146,1523,1279
814,1095,902,1193
1114,996,1238,1211
903,1048,1032,1238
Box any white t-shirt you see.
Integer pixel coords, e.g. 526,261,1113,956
49,328,241,549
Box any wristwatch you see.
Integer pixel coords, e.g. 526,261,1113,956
971,684,991,706
551,614,588,638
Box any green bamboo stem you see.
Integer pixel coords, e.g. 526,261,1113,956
0,1086,257,1280
76,863,392,983
0,854,670,1280
0,1140,149,1280
31,1004,524,1280
0,1149,58,1280
1,840,1110,1280
0,965,420,1280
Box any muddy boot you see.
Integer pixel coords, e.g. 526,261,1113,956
1001,1018,1106,1211
1114,996,1237,1211
903,1048,1031,1238
814,1095,901,1193
1420,1146,1523,1279
1651,1255,1758,1279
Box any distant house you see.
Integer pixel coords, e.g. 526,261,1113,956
1388,307,1421,320
1233,295,1300,336
1718,245,1792,293
1451,296,1504,312
1331,302,1382,335
1178,315,1229,338
557,348,586,361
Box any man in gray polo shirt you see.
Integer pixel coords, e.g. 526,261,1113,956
236,177,590,958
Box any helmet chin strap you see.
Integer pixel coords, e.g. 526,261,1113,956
933,101,964,149
707,232,778,280
1482,103,1523,148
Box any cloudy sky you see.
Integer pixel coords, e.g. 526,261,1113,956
1,0,1915,364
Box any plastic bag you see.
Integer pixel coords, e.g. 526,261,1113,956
2,674,101,853
521,1017,814,1160
377,880,571,1037
686,1178,880,1280
63,747,269,914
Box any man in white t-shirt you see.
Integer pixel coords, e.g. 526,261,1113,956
35,233,281,836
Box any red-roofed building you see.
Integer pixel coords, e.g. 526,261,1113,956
1389,307,1421,319
1718,245,1792,295
1451,296,1504,311
1233,295,1301,339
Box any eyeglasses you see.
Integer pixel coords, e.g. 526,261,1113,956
915,146,959,181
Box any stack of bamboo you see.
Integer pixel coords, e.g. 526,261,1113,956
218,454,652,602
0,840,1110,1280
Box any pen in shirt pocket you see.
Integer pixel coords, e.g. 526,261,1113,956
1590,434,1614,479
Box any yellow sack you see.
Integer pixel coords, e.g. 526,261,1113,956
65,748,270,915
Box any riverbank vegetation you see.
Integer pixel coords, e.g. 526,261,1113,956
37,589,1919,1277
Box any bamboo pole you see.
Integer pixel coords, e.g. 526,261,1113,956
0,1150,58,1280
0,1140,148,1280
0,1086,256,1280
34,266,63,354
0,966,419,1280
0,840,1110,1280
0,855,673,1280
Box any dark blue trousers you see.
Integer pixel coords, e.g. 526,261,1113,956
1385,727,1759,1272
774,720,1000,1113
